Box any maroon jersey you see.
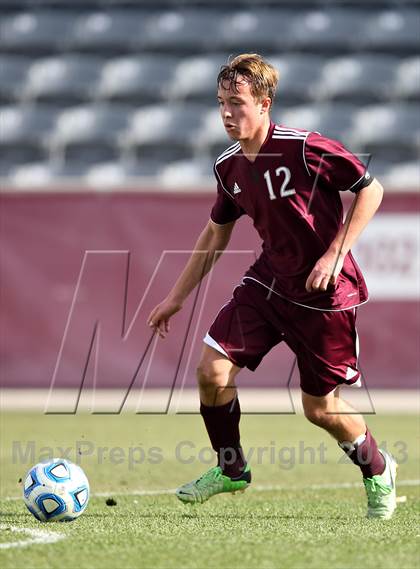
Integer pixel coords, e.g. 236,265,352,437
211,121,371,310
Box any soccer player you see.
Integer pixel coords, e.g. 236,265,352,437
147,54,397,519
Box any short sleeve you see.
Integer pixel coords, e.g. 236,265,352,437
305,132,372,193
210,181,244,225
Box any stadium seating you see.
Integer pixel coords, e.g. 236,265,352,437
0,10,76,53
139,10,221,53
96,55,177,103
0,0,418,188
268,54,327,104
314,55,398,103
120,104,205,162
167,55,222,103
159,158,214,187
8,160,90,186
0,105,57,172
216,10,297,52
291,9,367,51
69,10,148,53
362,8,420,52
83,157,214,189
349,104,420,162
22,56,104,104
274,104,357,143
0,55,32,103
382,161,420,189
393,57,420,100
49,104,131,164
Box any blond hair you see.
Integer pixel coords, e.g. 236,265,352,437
217,53,279,107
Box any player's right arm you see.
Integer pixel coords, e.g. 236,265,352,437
147,219,236,338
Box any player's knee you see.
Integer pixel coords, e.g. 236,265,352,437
196,362,225,390
303,405,333,428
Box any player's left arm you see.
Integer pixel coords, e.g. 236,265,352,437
305,178,384,292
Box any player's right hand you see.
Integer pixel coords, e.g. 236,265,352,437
147,297,182,339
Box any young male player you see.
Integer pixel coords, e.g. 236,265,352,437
147,54,397,519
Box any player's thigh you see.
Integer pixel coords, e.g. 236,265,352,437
197,344,242,388
287,307,359,397
205,283,284,372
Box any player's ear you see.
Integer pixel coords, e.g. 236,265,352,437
260,96,271,114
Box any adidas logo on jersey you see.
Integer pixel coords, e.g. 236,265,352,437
233,182,242,194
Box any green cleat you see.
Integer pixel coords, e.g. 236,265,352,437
363,449,397,520
175,465,251,504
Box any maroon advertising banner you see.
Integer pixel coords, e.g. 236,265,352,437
0,191,419,393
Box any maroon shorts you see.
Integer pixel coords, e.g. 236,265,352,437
205,281,361,397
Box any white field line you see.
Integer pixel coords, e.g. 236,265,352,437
3,479,419,502
1,481,416,548
0,524,65,549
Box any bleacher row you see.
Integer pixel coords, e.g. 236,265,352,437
0,2,419,188
2,54,419,105
1,8,419,53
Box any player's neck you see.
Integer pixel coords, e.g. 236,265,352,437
240,118,271,163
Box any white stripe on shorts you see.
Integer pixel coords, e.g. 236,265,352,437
203,332,229,358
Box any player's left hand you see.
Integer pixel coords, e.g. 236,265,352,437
305,250,344,292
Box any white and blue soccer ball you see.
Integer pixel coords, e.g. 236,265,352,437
23,458,90,522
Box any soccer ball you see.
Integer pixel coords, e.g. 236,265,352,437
23,458,90,522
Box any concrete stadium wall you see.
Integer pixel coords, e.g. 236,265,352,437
0,190,418,393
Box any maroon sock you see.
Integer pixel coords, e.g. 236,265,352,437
340,429,385,478
200,397,246,478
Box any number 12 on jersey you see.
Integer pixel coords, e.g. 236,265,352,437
263,167,296,200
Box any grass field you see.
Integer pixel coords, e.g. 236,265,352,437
0,411,419,569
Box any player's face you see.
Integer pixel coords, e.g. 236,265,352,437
217,77,269,141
